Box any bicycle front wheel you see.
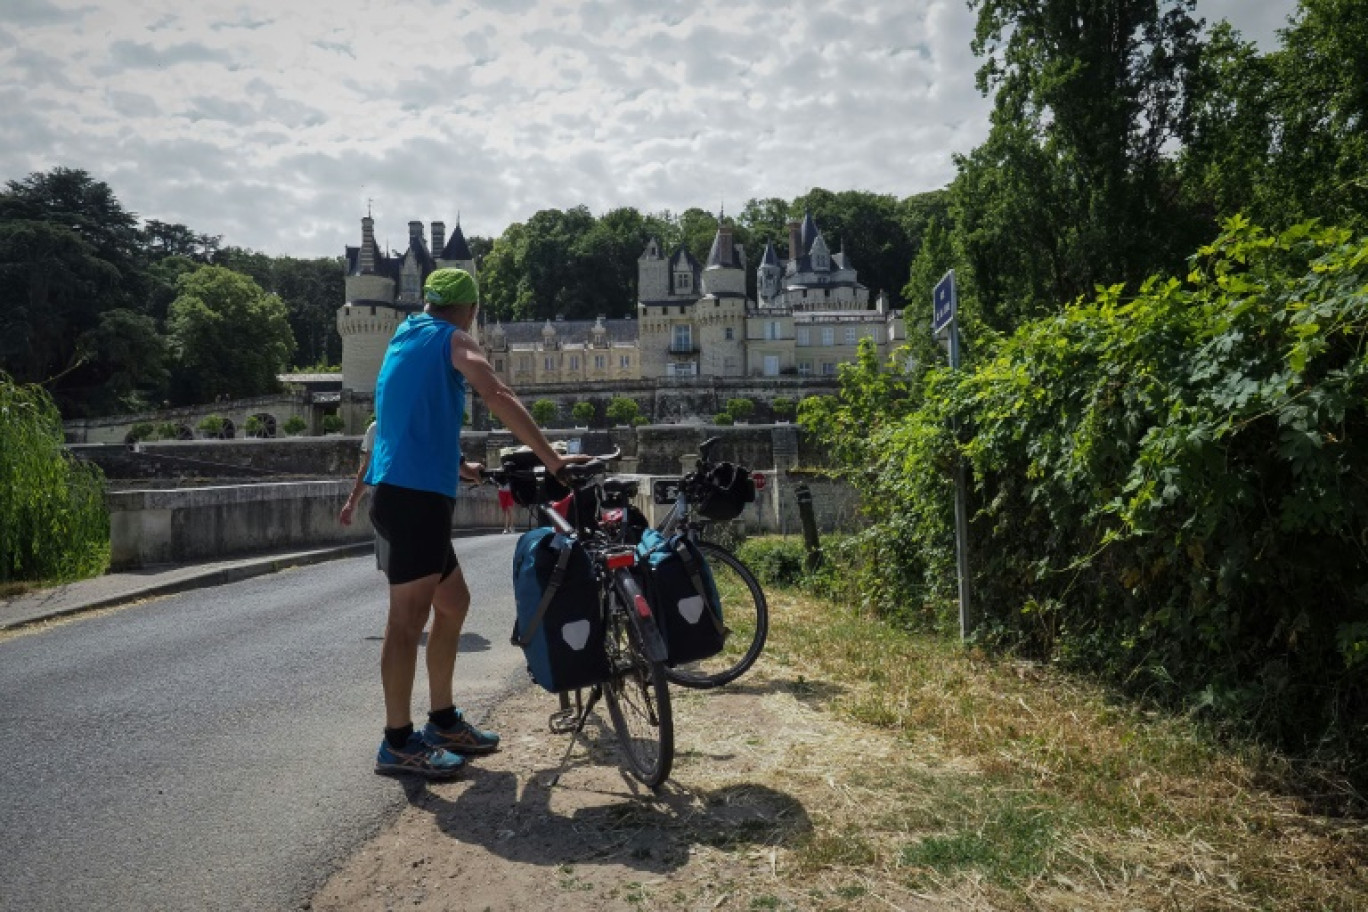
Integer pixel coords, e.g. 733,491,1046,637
603,600,674,788
663,540,769,689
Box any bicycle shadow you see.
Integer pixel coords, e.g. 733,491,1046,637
399,742,812,873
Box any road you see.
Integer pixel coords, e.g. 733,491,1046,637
0,533,524,912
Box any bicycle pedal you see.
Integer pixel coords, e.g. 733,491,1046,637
548,709,578,734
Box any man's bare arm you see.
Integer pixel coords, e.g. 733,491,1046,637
450,331,573,477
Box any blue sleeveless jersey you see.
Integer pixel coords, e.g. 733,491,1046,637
365,313,468,497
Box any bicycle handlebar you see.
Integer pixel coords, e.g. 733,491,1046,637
477,446,622,490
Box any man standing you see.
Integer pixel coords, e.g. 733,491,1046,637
366,267,578,779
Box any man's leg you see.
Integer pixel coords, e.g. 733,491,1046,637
426,564,471,713
422,562,501,755
381,573,441,729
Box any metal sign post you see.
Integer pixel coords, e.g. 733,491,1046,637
934,270,973,640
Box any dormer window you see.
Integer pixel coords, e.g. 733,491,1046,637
675,271,692,293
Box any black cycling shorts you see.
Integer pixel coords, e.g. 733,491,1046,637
369,483,459,585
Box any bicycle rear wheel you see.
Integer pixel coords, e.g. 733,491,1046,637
663,540,768,689
602,599,674,788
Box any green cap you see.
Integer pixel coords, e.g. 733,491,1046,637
424,268,479,307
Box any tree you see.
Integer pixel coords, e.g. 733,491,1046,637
956,0,1208,328
0,168,144,410
531,398,558,426
571,401,596,425
0,372,107,583
605,397,640,425
725,398,755,422
166,266,295,404
69,308,170,415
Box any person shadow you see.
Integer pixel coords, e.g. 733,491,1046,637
397,718,811,873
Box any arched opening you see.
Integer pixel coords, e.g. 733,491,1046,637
245,413,277,438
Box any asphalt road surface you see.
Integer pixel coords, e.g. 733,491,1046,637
0,533,525,912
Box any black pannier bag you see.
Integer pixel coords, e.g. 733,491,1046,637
686,461,756,521
511,527,611,691
635,529,726,665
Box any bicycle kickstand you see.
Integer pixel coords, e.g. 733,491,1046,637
547,687,601,787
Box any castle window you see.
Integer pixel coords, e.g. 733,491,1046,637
595,355,605,369
725,328,734,341
495,359,504,372
797,361,812,376
766,320,780,340
544,356,554,371
675,272,691,292
821,328,835,346
620,355,631,368
845,328,857,345
570,355,580,370
822,361,837,375
672,325,692,351
797,328,810,346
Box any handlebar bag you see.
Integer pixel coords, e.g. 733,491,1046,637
511,527,611,692
687,462,756,521
635,529,726,665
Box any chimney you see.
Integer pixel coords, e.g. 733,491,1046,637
360,216,376,274
432,221,446,257
408,221,424,251
787,220,802,262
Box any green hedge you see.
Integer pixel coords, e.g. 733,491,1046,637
817,220,1368,774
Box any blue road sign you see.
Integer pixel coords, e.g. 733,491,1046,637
933,270,956,335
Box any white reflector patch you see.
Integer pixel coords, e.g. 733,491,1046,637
562,620,591,650
678,595,705,624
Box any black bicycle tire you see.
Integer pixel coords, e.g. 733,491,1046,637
663,540,769,689
602,602,674,788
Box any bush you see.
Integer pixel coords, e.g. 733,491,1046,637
606,397,640,425
282,416,307,436
771,396,795,419
809,219,1368,775
155,422,180,440
0,373,108,584
243,416,264,437
726,397,755,421
571,401,595,425
713,413,734,426
321,414,344,435
126,422,155,443
197,414,226,437
735,537,806,587
531,399,558,426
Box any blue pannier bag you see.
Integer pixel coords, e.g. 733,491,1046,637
635,528,726,665
511,527,611,692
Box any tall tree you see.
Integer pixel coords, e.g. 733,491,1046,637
958,0,1207,329
165,266,294,404
0,168,145,409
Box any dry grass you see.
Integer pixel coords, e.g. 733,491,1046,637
711,587,1368,910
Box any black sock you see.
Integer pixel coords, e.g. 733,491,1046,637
384,723,414,749
428,706,460,729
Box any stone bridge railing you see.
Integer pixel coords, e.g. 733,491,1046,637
107,472,859,569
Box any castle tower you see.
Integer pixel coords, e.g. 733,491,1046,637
757,241,782,305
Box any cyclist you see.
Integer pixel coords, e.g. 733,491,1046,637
366,267,585,779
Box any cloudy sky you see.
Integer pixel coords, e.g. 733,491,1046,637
1,0,1298,259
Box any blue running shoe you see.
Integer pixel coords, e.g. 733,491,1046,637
375,732,466,779
422,710,500,756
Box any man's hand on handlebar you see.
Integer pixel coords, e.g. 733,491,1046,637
459,460,485,483
546,452,594,486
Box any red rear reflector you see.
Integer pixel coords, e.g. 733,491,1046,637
633,594,652,618
606,552,635,570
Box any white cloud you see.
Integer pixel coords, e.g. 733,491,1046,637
0,0,1299,258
